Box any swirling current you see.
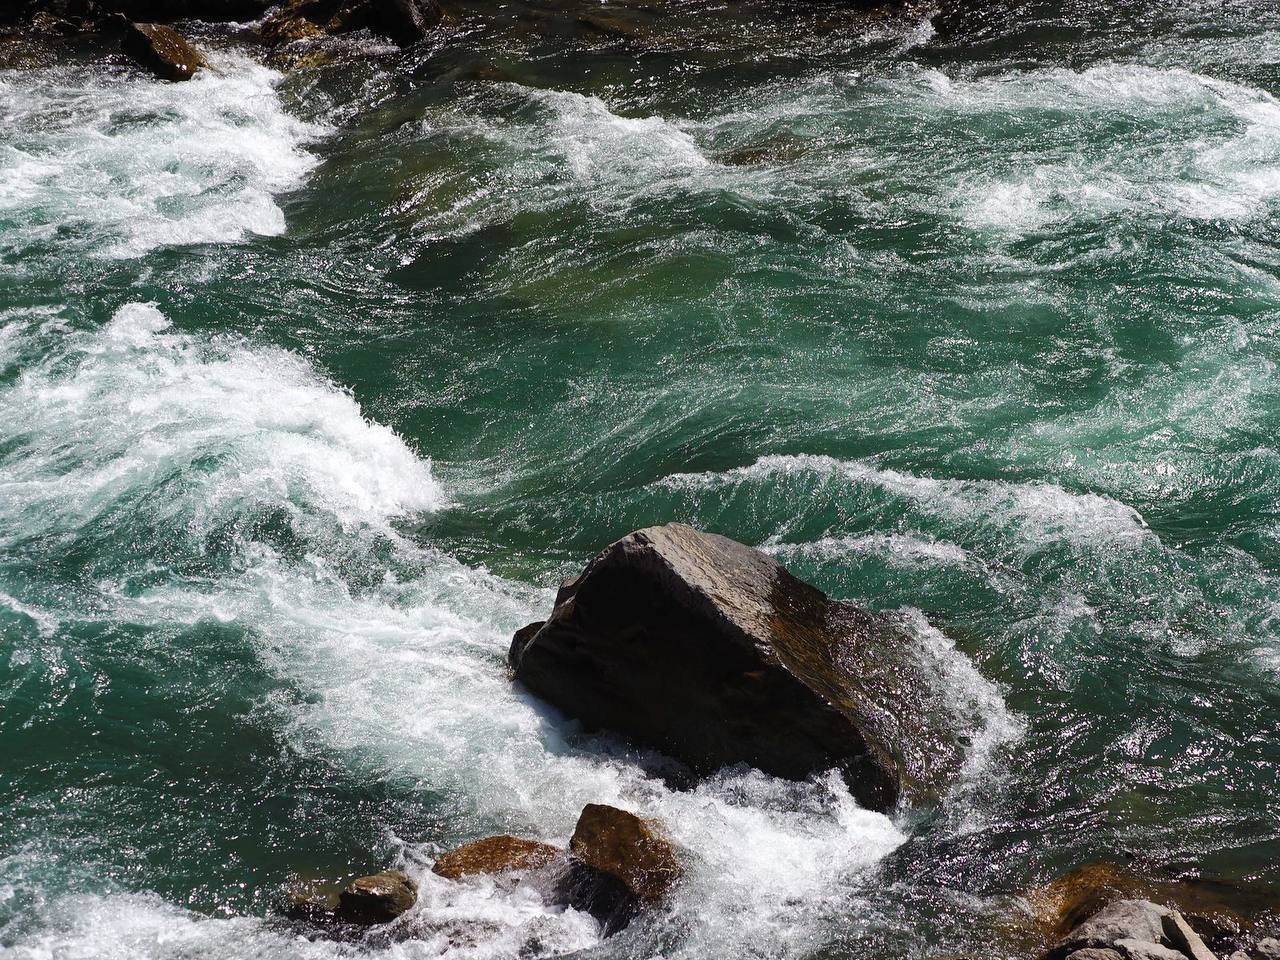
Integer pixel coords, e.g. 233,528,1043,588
2,0,1280,957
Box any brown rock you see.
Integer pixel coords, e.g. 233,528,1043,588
260,11,324,45
336,870,417,924
120,21,206,81
432,835,561,881
569,803,680,901
509,523,963,810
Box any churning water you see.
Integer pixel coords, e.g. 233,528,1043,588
2,0,1280,957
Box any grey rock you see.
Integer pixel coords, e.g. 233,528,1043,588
1257,940,1280,960
1114,940,1187,960
1053,900,1171,959
1226,952,1249,960
1066,950,1126,960
509,523,965,811
1163,911,1218,960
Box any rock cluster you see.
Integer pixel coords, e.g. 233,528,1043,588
283,804,679,941
257,0,441,58
1044,899,1223,960
510,523,963,811
4,0,443,79
430,802,681,936
1021,864,1280,960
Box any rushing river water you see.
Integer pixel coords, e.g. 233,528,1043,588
3,0,1280,956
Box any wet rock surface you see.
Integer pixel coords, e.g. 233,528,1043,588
432,835,562,880
426,804,681,939
120,20,206,79
337,870,418,923
1027,863,1258,955
510,523,962,810
569,803,680,901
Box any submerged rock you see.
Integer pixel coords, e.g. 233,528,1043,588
432,835,562,880
121,21,206,80
336,870,417,924
509,523,962,810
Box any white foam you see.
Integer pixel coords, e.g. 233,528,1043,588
896,609,1022,789
767,532,973,569
521,87,710,184
894,63,1280,230
0,53,325,261
0,303,443,542
662,454,1150,551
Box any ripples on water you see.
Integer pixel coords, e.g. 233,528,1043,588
2,0,1280,957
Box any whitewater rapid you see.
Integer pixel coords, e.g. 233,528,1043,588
0,53,323,263
0,304,1020,959
5,6,1280,957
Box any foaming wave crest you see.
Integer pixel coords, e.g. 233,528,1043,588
663,453,1149,551
0,53,325,262
906,64,1280,230
0,303,442,544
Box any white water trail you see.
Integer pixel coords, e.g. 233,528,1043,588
663,453,1150,552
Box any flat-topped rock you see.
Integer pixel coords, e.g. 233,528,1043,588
432,835,561,880
510,523,963,810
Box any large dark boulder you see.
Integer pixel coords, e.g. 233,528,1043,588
509,523,963,811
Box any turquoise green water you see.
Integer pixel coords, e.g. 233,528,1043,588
3,0,1280,956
